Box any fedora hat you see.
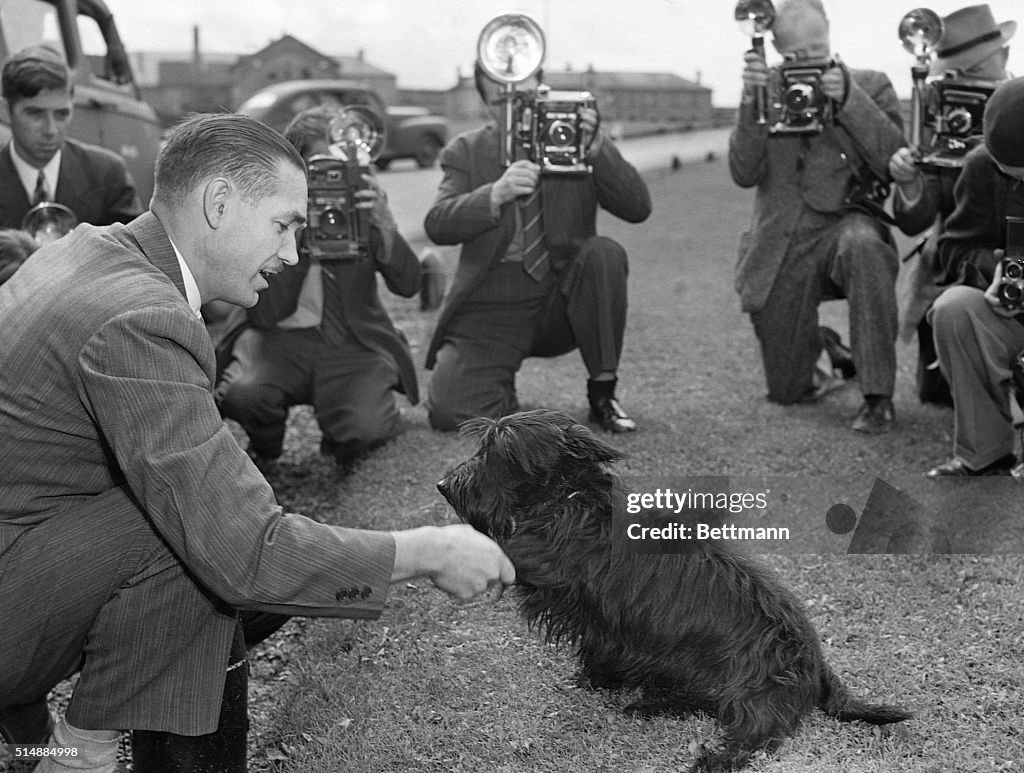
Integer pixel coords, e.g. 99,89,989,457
930,4,1016,76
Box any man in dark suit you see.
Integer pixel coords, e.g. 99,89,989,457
0,45,141,233
730,0,905,431
423,64,652,434
216,106,421,471
925,76,1024,477
0,113,513,772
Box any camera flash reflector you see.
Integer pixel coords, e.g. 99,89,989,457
477,14,546,84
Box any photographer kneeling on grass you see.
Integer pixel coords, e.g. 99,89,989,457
0,112,514,773
729,0,905,432
926,76,1024,478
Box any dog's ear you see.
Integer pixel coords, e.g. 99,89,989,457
562,423,623,465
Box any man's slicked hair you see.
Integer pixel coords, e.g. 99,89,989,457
153,113,307,207
1,45,71,105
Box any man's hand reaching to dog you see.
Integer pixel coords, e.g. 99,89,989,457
390,525,515,600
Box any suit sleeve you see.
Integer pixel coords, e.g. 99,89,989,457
833,70,905,181
77,304,395,617
424,137,503,245
893,168,942,237
590,139,651,223
373,230,422,298
97,156,144,226
936,151,1003,287
729,99,770,188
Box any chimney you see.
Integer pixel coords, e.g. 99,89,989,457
357,48,365,62
192,25,202,68
695,69,702,85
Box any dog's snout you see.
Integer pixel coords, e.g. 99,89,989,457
437,478,448,496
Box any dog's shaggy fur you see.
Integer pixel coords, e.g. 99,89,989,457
438,409,912,773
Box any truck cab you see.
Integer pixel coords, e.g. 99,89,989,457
0,0,161,203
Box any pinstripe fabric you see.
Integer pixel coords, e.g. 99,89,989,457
0,213,395,734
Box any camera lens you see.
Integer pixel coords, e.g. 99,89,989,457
319,207,348,238
1004,260,1024,280
784,83,815,114
546,120,577,147
944,106,973,136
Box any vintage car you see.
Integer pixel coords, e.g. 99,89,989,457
236,79,450,169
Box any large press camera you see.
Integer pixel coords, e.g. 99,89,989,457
997,217,1024,311
476,14,595,174
768,57,837,134
733,0,838,135
898,8,995,168
305,105,385,261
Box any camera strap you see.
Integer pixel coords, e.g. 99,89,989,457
827,124,897,227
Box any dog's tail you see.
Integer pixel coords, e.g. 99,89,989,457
818,667,914,725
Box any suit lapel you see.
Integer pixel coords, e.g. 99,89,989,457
0,144,31,226
125,212,187,298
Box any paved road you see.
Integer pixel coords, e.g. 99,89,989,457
380,127,733,247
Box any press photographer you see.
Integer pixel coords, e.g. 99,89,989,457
926,76,1024,477
216,105,422,471
423,14,651,434
889,4,1015,407
729,0,905,432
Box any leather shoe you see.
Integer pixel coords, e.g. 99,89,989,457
851,396,895,434
588,397,637,433
926,454,1017,478
820,325,856,380
0,700,54,744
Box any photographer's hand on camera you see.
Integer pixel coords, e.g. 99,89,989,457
889,147,924,203
818,63,847,107
490,159,541,214
740,50,770,105
983,252,1023,319
580,106,604,157
354,173,399,259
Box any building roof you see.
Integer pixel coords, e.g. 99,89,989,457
545,70,710,93
230,33,334,74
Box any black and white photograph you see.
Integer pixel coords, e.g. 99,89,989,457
0,1,1021,771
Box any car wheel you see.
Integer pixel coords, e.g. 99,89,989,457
375,158,392,171
415,136,442,168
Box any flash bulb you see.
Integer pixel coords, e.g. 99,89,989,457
734,0,776,37
476,14,545,84
898,8,944,59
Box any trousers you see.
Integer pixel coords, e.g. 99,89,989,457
750,211,898,404
216,327,403,461
930,285,1024,468
427,236,628,431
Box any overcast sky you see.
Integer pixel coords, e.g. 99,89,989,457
104,0,1024,106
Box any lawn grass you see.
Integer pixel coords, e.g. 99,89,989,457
238,161,1022,771
3,159,1020,773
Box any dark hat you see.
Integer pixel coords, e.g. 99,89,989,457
983,76,1024,167
930,5,1016,76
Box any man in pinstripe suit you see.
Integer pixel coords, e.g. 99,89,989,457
423,66,652,434
0,114,513,772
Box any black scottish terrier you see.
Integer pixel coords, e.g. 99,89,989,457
437,409,912,772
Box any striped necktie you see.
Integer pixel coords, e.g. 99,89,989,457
519,186,549,282
32,170,49,206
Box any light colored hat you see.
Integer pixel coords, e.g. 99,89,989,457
930,5,1016,77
